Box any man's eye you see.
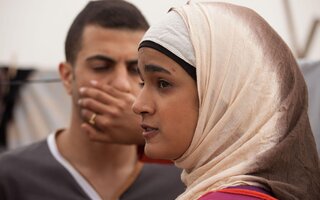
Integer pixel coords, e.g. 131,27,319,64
128,63,139,75
129,66,139,74
90,60,114,71
158,80,171,88
92,64,113,72
93,65,108,69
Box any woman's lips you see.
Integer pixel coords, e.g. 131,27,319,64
141,124,159,140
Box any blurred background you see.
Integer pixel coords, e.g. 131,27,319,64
0,0,319,68
0,0,319,154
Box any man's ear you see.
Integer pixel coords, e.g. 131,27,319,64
59,62,73,95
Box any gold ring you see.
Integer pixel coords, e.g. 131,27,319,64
89,113,97,125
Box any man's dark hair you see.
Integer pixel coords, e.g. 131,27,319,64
65,0,149,65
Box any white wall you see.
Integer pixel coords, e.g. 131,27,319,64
0,0,319,69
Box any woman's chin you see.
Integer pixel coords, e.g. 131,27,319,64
144,145,175,161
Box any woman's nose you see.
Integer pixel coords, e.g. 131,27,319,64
132,90,153,116
132,93,144,115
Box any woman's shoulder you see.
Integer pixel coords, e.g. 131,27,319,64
198,186,277,200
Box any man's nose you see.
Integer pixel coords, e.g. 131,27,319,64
108,65,131,92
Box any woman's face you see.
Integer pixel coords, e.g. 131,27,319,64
132,47,199,160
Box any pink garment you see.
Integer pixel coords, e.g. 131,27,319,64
200,192,266,200
199,186,276,200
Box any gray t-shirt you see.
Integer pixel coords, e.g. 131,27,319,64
0,139,185,200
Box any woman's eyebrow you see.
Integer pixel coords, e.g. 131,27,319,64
144,64,171,74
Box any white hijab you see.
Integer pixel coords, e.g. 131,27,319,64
140,1,320,199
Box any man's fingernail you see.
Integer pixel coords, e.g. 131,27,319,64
90,80,98,85
79,87,85,93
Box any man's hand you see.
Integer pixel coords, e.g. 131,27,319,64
78,81,144,145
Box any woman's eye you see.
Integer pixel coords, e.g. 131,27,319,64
158,80,171,89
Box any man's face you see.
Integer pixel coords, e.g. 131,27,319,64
70,25,144,104
60,25,145,143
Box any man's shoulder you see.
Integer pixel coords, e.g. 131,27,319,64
123,163,185,200
142,162,182,176
0,140,48,171
0,139,91,199
143,162,177,168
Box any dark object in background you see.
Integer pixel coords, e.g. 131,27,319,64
0,67,34,149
